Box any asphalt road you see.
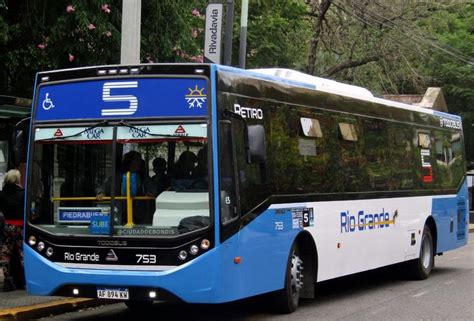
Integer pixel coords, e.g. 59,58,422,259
41,238,474,321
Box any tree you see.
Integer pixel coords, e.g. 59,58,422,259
232,0,311,70
417,3,474,160
0,0,206,98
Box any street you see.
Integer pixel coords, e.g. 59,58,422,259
40,238,474,321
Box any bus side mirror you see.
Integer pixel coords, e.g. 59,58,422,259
247,125,267,164
11,129,25,168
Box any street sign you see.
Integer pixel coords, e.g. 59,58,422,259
204,3,224,64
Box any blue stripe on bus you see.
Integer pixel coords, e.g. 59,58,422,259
25,182,469,303
24,210,293,303
431,180,468,252
211,64,220,246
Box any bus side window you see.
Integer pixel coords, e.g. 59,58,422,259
388,124,415,190
417,131,434,184
433,130,464,188
336,120,366,191
364,119,390,190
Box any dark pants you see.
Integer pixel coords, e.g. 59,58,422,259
1,224,24,282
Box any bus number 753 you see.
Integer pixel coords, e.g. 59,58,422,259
136,254,157,264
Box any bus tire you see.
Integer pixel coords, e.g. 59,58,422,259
408,225,434,280
274,243,303,313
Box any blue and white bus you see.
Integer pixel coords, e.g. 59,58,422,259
22,64,468,313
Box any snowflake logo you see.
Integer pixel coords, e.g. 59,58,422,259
185,85,206,109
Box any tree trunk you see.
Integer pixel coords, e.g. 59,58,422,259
307,0,332,75
322,55,380,77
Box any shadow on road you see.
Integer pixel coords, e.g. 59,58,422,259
58,264,464,321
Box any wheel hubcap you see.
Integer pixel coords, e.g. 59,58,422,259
421,235,432,269
290,253,303,299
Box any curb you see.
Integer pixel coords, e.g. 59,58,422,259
0,298,107,321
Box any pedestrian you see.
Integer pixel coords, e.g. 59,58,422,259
0,169,25,292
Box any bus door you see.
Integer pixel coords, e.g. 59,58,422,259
218,115,268,243
218,120,240,241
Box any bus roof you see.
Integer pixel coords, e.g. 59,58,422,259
215,65,461,121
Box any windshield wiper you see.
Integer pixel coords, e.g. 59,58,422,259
36,120,109,142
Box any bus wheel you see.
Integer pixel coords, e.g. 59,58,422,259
275,243,304,313
408,225,434,280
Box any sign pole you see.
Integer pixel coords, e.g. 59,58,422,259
238,0,249,69
120,0,142,64
223,0,234,66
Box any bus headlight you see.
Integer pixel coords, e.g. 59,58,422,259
37,242,45,252
200,239,210,250
28,236,37,246
189,245,199,255
178,250,187,261
46,247,54,257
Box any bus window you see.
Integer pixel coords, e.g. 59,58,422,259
364,119,390,190
29,123,210,237
418,133,431,148
388,124,415,189
339,123,358,141
336,119,365,191
300,118,323,138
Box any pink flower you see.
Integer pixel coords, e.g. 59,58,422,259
37,44,46,50
102,4,111,14
66,5,75,13
87,23,96,30
104,31,112,37
192,9,200,17
68,54,75,62
191,55,204,63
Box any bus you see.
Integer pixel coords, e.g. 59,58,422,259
21,64,468,313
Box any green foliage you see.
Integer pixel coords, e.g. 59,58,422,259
418,3,474,160
0,1,206,98
141,0,207,63
1,0,473,163
232,0,310,69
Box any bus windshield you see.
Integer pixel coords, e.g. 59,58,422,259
28,123,210,238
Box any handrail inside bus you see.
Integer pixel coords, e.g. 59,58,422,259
50,171,155,227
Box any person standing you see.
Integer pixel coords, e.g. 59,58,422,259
0,169,25,292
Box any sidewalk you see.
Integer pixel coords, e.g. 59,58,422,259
1,225,474,320
0,270,107,320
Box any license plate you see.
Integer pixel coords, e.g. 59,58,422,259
97,288,129,300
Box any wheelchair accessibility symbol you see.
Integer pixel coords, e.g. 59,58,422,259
42,93,55,110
